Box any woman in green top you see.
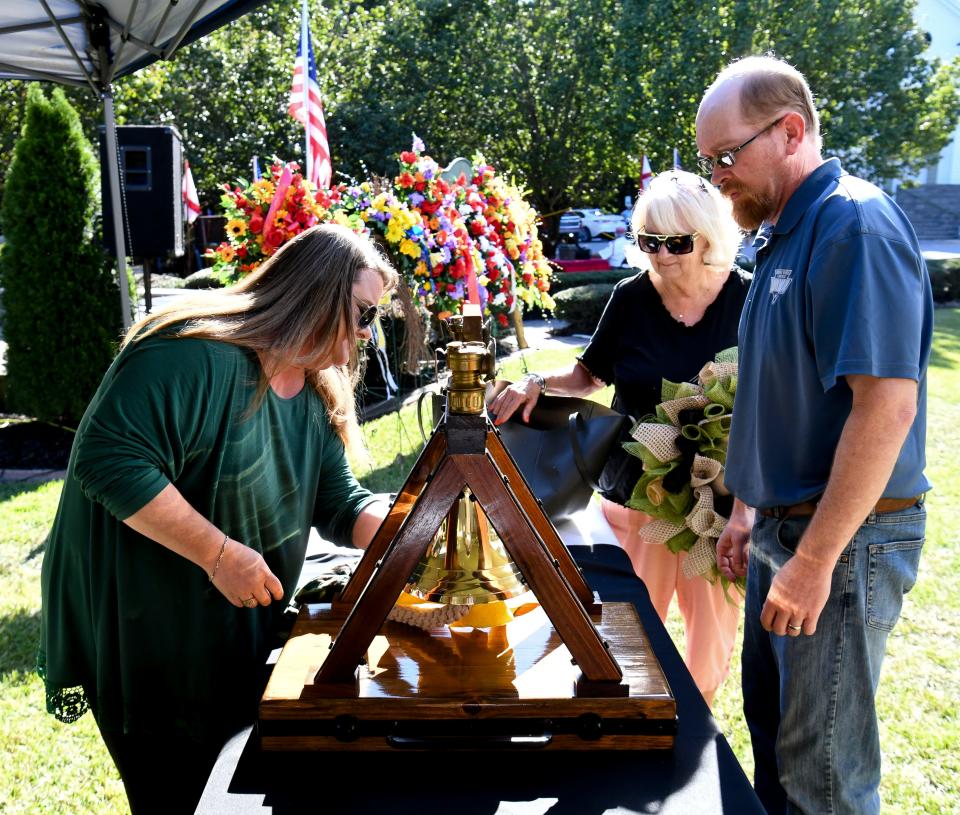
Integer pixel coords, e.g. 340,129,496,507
39,224,397,814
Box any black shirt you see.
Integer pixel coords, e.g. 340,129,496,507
578,270,750,505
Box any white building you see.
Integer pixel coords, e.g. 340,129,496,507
915,0,960,184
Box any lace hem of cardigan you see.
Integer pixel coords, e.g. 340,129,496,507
37,655,90,723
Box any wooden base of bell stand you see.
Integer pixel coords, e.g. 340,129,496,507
258,601,676,751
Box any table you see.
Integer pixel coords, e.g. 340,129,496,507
197,544,764,814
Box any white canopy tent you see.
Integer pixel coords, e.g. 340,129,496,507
0,1,271,327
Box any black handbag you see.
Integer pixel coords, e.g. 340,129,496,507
417,382,630,523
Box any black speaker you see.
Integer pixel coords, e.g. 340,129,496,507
99,125,185,258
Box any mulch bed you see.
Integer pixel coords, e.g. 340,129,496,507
0,418,74,469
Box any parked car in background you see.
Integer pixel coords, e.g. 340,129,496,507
559,208,627,241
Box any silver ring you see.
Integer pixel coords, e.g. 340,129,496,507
787,624,802,631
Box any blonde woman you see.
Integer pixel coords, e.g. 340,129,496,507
490,171,747,706
39,225,397,814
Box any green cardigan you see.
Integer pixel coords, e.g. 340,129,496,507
39,334,374,740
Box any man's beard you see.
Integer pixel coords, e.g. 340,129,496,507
725,184,777,231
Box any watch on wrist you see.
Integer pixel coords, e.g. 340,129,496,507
524,372,546,396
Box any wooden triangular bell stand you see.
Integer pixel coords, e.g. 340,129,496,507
259,315,675,751
317,411,623,694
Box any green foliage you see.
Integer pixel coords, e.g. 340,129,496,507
552,283,616,333
927,258,960,303
0,86,120,426
549,269,636,294
613,0,960,184
1,0,957,233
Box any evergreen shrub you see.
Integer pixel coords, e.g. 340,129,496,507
0,86,120,425
927,258,960,303
551,283,616,335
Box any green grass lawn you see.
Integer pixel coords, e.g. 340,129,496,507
2,314,958,813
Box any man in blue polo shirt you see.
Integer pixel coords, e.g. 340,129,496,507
696,56,932,815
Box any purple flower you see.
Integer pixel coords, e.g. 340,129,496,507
409,192,425,206
440,246,452,264
478,285,488,307
454,281,465,300
423,167,434,180
412,134,425,153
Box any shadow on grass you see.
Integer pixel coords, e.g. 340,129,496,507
26,533,49,563
0,607,40,679
0,479,55,503
358,452,417,495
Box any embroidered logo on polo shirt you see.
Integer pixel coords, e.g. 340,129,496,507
769,269,793,303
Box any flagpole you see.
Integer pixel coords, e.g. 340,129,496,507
301,0,312,182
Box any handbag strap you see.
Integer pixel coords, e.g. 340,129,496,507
417,390,432,444
568,411,603,493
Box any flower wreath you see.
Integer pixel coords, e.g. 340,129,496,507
622,347,744,597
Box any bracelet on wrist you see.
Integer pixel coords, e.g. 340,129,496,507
523,372,546,396
209,534,229,582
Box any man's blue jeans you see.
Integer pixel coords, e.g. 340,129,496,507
743,503,925,815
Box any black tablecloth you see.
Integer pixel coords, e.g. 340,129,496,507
197,544,763,814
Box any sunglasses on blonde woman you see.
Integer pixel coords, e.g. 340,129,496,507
636,232,699,255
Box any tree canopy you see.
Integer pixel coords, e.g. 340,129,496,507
0,0,956,224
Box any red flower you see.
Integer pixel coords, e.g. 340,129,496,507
446,283,457,294
266,229,285,248
400,151,417,164
237,245,248,258
398,172,415,188
414,180,426,192
249,214,264,234
469,220,485,236
497,313,509,327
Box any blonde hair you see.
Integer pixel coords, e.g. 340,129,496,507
704,55,822,151
628,170,741,272
125,224,398,457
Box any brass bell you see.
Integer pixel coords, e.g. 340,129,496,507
406,487,527,605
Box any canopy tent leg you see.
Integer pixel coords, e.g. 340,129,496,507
101,88,132,330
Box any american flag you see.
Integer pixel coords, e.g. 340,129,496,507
182,160,200,224
288,3,331,188
640,155,653,191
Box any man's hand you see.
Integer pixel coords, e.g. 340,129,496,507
716,498,754,580
760,549,833,636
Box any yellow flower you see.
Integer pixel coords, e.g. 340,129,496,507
219,245,236,263
385,222,404,244
399,238,420,259
415,260,427,277
226,219,247,238
333,211,351,227
252,179,275,203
